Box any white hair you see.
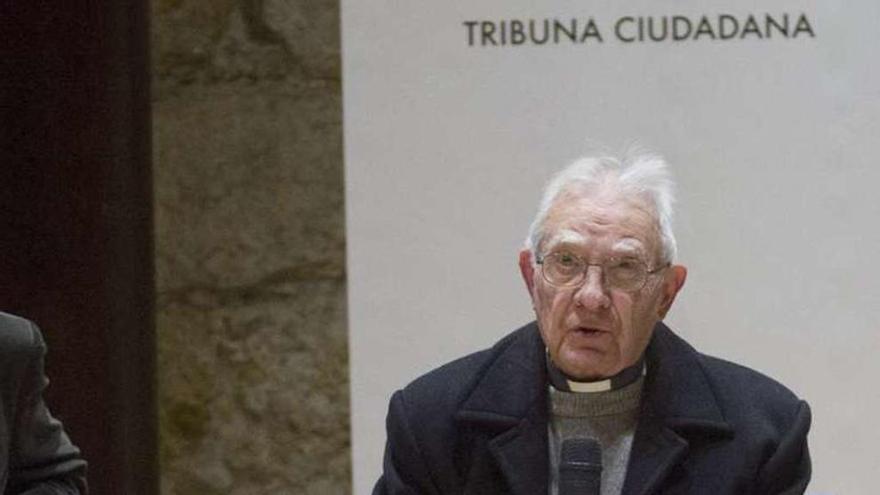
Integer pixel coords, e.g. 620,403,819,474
525,151,678,263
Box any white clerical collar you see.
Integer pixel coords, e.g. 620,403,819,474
546,352,646,393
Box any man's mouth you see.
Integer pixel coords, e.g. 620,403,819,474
574,326,606,335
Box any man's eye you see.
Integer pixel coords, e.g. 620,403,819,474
556,253,578,267
609,259,643,278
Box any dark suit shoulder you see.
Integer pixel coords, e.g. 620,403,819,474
697,352,806,434
0,312,42,361
695,352,811,491
644,326,811,491
651,324,806,428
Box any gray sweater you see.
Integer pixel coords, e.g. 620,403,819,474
548,376,644,495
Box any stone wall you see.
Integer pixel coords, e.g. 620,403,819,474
152,0,348,493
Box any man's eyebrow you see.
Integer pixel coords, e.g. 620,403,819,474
609,239,646,257
542,231,588,251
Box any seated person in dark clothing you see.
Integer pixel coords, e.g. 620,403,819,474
0,312,87,494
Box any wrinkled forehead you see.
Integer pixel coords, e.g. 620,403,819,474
539,188,662,258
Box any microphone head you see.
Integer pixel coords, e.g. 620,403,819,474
559,438,602,495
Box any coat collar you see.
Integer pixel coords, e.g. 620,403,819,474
455,324,549,495
622,322,733,495
454,321,733,495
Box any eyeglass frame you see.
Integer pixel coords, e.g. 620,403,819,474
534,251,671,292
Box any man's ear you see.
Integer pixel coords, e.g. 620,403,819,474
519,249,536,297
658,264,687,319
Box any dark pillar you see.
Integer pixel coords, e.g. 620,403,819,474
0,1,156,494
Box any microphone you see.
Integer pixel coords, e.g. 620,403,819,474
559,438,602,495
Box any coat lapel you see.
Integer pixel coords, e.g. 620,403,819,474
621,417,689,495
455,324,549,495
622,323,734,495
486,400,549,495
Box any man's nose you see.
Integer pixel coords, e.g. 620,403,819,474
574,265,611,310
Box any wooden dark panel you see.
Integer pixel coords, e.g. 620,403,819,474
0,1,156,494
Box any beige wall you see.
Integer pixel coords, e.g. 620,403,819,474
152,0,348,493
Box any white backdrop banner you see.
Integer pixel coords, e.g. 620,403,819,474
343,1,879,493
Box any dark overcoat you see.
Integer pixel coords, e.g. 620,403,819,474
374,322,810,494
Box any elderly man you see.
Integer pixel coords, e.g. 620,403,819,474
0,312,87,494
373,152,811,494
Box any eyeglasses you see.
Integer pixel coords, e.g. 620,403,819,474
535,251,669,292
